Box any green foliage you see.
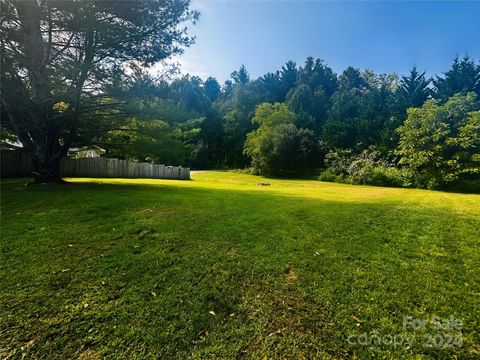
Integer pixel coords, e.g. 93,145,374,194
203,77,221,102
1,0,198,182
5,30,478,187
369,166,412,187
322,70,398,151
286,84,315,116
9,45,478,185
433,56,480,100
244,103,317,175
103,117,201,164
318,169,345,183
251,102,297,127
347,150,390,185
297,57,338,97
321,148,411,187
398,66,431,108
231,65,250,85
323,148,355,176
71,55,480,192
278,61,298,99
221,79,261,167
396,93,480,188
338,66,368,90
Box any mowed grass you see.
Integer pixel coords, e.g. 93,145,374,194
1,172,479,359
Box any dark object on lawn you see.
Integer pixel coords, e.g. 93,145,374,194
257,182,271,186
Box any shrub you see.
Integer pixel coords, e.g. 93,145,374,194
369,166,412,187
322,148,413,188
318,170,345,183
323,149,354,176
346,150,383,184
442,178,480,194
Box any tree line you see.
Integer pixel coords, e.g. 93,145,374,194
96,56,479,190
1,1,479,189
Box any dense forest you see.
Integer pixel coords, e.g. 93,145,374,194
65,55,479,190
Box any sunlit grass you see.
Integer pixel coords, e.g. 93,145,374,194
1,172,479,359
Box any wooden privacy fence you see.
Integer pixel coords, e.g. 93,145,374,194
1,150,33,177
0,151,190,180
61,157,190,179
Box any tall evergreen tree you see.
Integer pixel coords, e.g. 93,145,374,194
0,0,198,183
433,56,480,100
259,72,282,103
278,61,298,99
339,67,368,91
398,66,431,108
297,57,338,96
231,65,250,85
203,77,221,102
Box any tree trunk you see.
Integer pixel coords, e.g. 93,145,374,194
11,1,66,184
31,144,65,183
32,158,61,183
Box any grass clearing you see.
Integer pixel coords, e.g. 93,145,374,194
1,172,479,359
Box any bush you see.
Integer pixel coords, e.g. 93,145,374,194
369,166,412,187
318,170,345,183
443,178,480,194
322,148,413,188
323,149,354,176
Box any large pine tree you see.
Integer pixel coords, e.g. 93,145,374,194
0,0,198,183
433,56,480,100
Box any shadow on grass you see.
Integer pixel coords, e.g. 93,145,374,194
1,178,479,359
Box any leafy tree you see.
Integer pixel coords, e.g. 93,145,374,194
433,56,480,100
98,69,204,165
396,93,480,188
284,59,337,134
249,103,296,128
104,118,197,165
286,85,315,121
244,103,317,174
0,0,198,182
190,105,224,168
222,80,235,97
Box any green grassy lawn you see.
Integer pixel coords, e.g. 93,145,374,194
1,172,479,359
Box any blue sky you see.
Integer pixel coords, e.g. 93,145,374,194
167,0,480,82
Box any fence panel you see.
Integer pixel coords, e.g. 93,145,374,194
1,151,190,180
